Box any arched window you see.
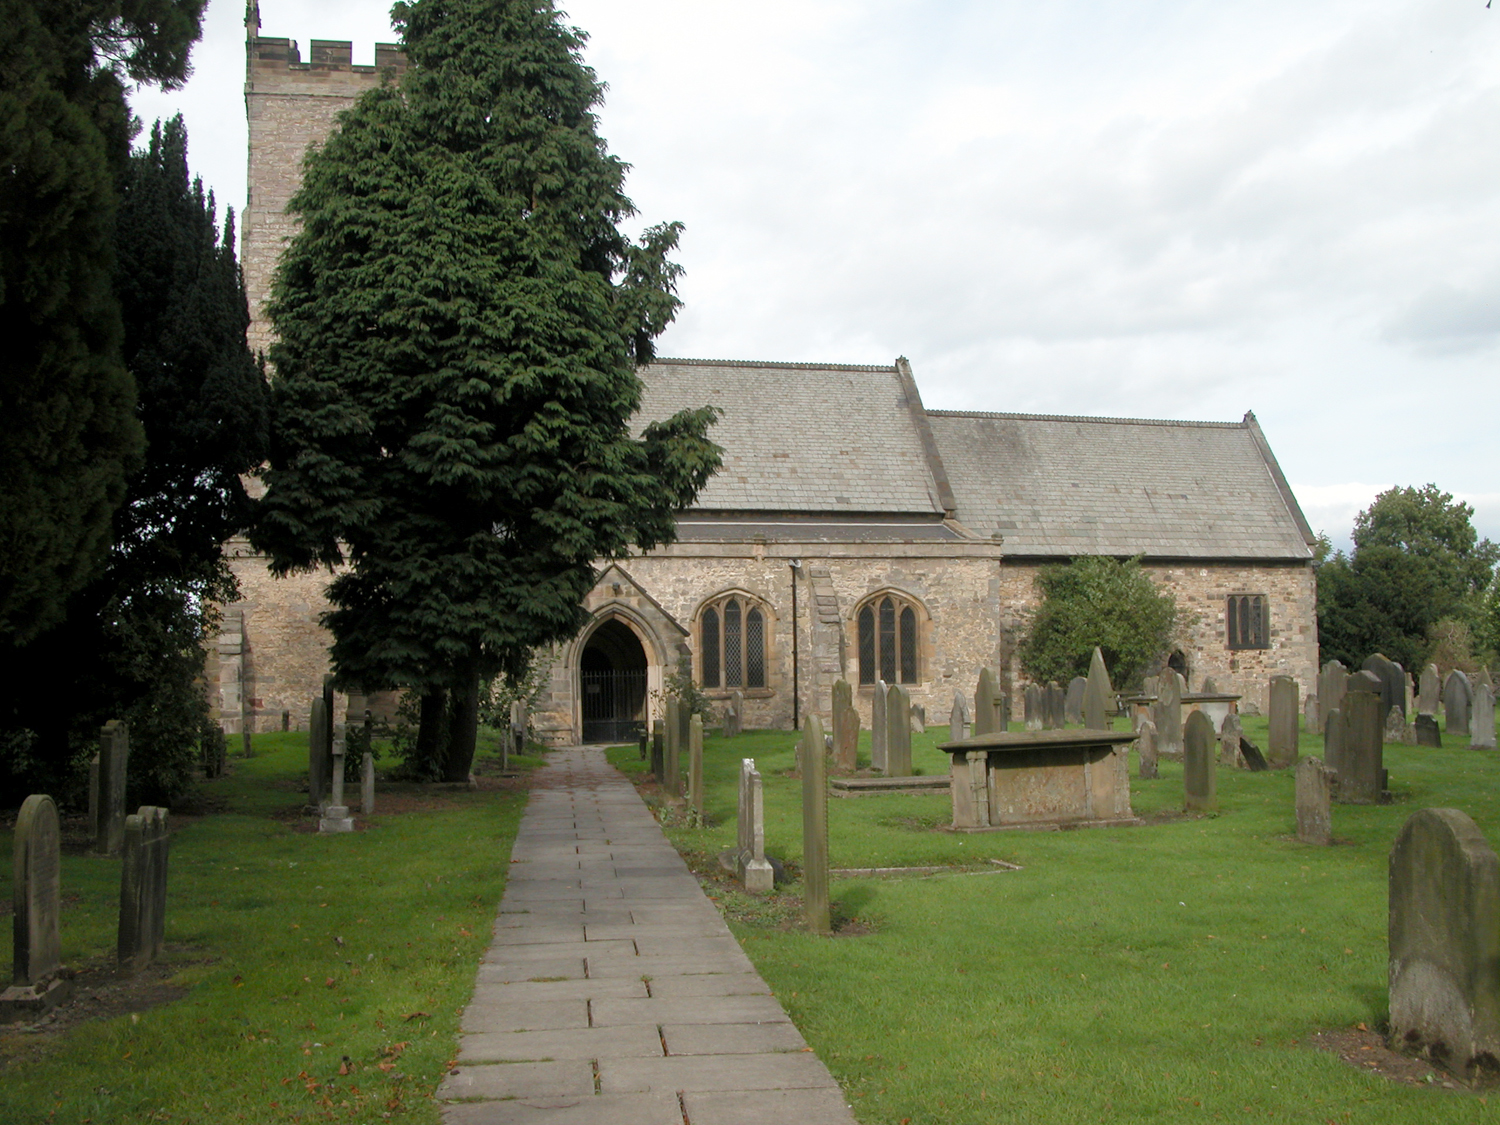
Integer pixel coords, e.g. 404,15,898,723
856,593,922,685
698,594,768,689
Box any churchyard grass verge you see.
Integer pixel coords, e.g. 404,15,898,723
0,729,540,1124
612,709,1500,1124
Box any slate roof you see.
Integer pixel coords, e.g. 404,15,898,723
924,410,1315,560
638,359,946,517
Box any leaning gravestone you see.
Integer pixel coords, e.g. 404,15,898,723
1267,676,1299,768
1419,663,1441,716
1239,737,1270,772
870,680,888,771
886,684,913,777
1414,713,1442,748
118,805,169,973
1362,653,1405,719
1,795,70,1020
832,679,859,771
1065,677,1087,726
1044,682,1065,730
1319,660,1348,734
688,714,705,822
1024,684,1043,731
949,692,970,743
1444,670,1473,738
1183,711,1216,812
1154,671,1183,759
1338,690,1384,805
1471,685,1496,750
734,759,773,893
1137,719,1159,780
801,715,831,934
308,698,329,809
1388,808,1500,1081
96,720,130,856
1083,647,1112,731
973,668,1000,736
1295,758,1332,845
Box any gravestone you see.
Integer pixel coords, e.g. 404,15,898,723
735,759,773,893
319,728,354,832
361,752,375,815
1044,682,1065,730
723,691,743,738
1065,677,1087,725
638,731,648,761
1338,690,1384,805
1295,758,1332,845
1024,684,1043,731
1219,713,1243,767
1404,672,1415,725
1267,675,1299,768
1083,648,1112,730
886,684,913,777
651,720,665,782
1471,685,1495,750
675,696,692,792
118,805,169,973
1384,706,1408,746
1419,664,1441,716
1480,667,1495,693
1239,737,1270,772
801,715,831,934
308,698,329,809
1137,719,1159,780
950,692,970,743
664,698,682,797
1154,671,1183,759
1,795,70,1020
1348,669,1384,697
1319,660,1348,734
1304,694,1320,736
1414,713,1441,748
689,714,705,822
1201,676,1218,693
1183,711,1216,812
1362,653,1405,718
1444,670,1473,738
1323,706,1344,775
832,679,859,771
973,668,1000,736
911,703,926,735
88,754,99,831
1388,808,1500,1081
96,720,130,856
871,680,888,770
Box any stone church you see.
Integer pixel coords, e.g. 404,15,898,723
217,14,1320,745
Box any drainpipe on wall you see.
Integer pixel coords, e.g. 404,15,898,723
789,559,801,730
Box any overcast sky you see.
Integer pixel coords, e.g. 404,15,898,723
129,0,1500,553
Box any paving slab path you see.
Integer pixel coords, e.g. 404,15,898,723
441,745,858,1125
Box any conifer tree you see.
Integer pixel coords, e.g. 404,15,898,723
254,0,720,778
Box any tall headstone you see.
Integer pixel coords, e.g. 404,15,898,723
1219,713,1243,767
1444,670,1473,737
1295,758,1332,845
651,720,665,782
801,715,831,934
949,692,970,743
1388,808,1500,1081
664,697,682,797
1024,684,1043,732
1362,654,1405,718
10,794,62,986
1414,713,1441,748
361,752,375,815
1083,648,1112,731
870,680,888,770
1338,690,1384,805
1471,685,1496,750
1323,706,1344,776
688,714,705,821
1183,711,1216,812
1137,719,1159,780
96,721,129,856
1154,671,1183,759
1044,682,1065,730
1319,660,1348,734
1064,677,1087,726
886,684,913,777
308,698,329,809
736,759,773,893
973,668,999,737
1304,693,1320,736
1267,676,1299,768
832,679,859,771
118,806,169,973
1419,664,1441,716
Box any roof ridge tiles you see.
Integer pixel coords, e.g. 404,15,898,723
649,357,897,373
926,409,1244,430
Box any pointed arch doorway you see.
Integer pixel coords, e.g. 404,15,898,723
579,618,649,744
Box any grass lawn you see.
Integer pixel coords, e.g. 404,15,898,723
0,730,541,1125
612,710,1500,1125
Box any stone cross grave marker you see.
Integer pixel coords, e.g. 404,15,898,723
320,727,354,832
886,684,913,777
1444,670,1473,737
1064,677,1086,726
1183,710,1216,812
1084,647,1112,731
1154,671,1183,759
1472,685,1496,750
308,697,329,809
1388,808,1500,1081
1337,690,1384,805
1295,758,1332,845
361,752,375,815
118,806,169,973
1024,684,1043,731
832,679,859,771
1419,664,1441,715
1414,713,1441,748
950,692,969,742
96,720,130,856
736,759,773,893
1319,660,1348,734
801,715,831,934
689,714,705,821
1137,719,1159,779
871,680,888,770
1267,675,1299,768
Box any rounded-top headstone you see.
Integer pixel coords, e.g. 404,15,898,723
13,794,62,986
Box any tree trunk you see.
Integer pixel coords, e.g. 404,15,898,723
442,668,480,783
415,688,449,780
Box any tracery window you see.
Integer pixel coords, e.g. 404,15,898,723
698,594,767,689
1226,594,1269,650
856,593,921,685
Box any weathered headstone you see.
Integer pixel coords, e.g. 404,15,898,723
1304,694,1320,736
886,684,913,777
96,720,130,855
1183,710,1216,812
1480,667,1495,693
361,752,375,815
1419,663,1441,716
1137,719,1159,779
88,754,99,831
1219,713,1243,767
735,759,773,893
308,698,329,809
118,805,169,973
319,727,354,832
664,697,683,797
1200,676,1218,693
675,696,692,794
1154,671,1183,758
1471,685,1496,750
1239,737,1269,772
1083,648,1112,731
1295,758,1332,845
1065,677,1086,725
1044,682,1065,730
1024,684,1043,732
1414,713,1441,748
651,720,665,782
1267,676,1299,768
689,714,705,821
1337,690,1384,805
1383,705,1408,745
911,703,926,735
973,668,1000,737
1444,670,1473,738
1,795,70,1020
1323,706,1344,775
949,692,970,743
723,690,743,738
1348,669,1383,697
832,679,859,771
801,715,831,934
871,679,888,770
1362,653,1405,718
1319,659,1348,734
1388,808,1500,1081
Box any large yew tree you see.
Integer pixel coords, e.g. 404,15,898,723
253,0,719,779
